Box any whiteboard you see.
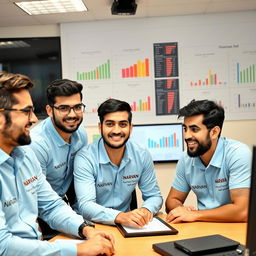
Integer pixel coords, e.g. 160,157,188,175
61,11,256,126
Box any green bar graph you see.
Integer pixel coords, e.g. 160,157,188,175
237,63,256,83
77,59,111,80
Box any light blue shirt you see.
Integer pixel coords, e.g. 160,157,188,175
172,137,252,209
74,138,163,225
30,117,88,198
0,146,84,256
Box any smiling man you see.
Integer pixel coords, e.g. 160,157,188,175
74,98,163,228
30,79,87,205
29,79,88,237
165,99,251,223
0,72,115,256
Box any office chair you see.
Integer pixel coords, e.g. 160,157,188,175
130,189,138,210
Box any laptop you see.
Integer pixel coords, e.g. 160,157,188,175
153,145,256,256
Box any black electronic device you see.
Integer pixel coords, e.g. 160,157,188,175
111,0,137,15
173,234,240,255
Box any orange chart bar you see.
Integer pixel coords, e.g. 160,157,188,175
122,58,149,78
130,96,151,112
189,70,225,86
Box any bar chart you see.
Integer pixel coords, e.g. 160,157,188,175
130,96,151,112
121,58,150,78
148,132,179,149
189,69,226,86
237,94,256,108
236,62,256,84
77,59,111,80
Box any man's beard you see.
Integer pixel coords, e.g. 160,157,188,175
101,129,130,149
17,133,31,145
3,120,32,146
186,134,212,157
52,112,82,134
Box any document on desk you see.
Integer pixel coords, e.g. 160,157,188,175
116,217,178,237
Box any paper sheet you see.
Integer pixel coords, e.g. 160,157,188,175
122,217,171,233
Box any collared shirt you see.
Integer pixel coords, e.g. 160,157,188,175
172,137,252,209
74,138,163,225
30,117,88,198
0,146,84,256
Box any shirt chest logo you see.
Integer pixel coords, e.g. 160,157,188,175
23,176,38,186
123,174,139,179
4,197,17,207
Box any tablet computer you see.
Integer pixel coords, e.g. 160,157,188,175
116,217,178,237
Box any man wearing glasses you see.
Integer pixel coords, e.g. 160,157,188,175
0,72,115,255
29,79,88,237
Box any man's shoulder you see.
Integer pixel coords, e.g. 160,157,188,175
30,118,49,138
221,137,250,154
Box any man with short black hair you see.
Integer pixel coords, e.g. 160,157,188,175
30,79,87,206
74,98,163,228
165,99,251,223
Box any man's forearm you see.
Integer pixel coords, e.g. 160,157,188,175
165,198,184,213
195,203,248,222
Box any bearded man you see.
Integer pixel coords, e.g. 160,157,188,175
165,99,251,223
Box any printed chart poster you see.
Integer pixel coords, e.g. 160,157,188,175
155,79,180,115
154,42,178,78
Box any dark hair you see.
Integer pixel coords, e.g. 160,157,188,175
0,72,34,124
98,98,132,124
46,79,83,105
178,99,225,132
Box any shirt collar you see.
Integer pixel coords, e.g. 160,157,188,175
192,137,224,169
46,117,70,146
0,146,25,165
98,138,131,165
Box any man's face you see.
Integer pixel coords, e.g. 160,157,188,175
183,114,212,157
47,93,83,134
99,111,132,149
0,89,37,150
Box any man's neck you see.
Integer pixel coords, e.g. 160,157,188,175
51,121,72,143
104,143,125,166
199,140,218,166
0,143,14,155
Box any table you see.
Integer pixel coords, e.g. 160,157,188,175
51,216,247,255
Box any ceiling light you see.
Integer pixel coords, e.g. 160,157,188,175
0,40,30,48
15,0,88,15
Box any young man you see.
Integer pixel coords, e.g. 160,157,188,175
30,79,87,206
74,99,163,228
165,99,251,223
0,72,115,256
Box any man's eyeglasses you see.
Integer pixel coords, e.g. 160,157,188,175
51,103,85,115
0,106,35,119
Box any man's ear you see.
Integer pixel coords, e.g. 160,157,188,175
46,105,52,117
98,122,102,134
210,126,221,139
0,114,6,132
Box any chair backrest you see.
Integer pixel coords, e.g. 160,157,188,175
130,189,138,210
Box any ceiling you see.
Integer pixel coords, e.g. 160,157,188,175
0,0,256,28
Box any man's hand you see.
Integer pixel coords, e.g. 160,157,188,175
115,208,153,228
166,206,199,223
77,235,115,256
82,226,115,246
